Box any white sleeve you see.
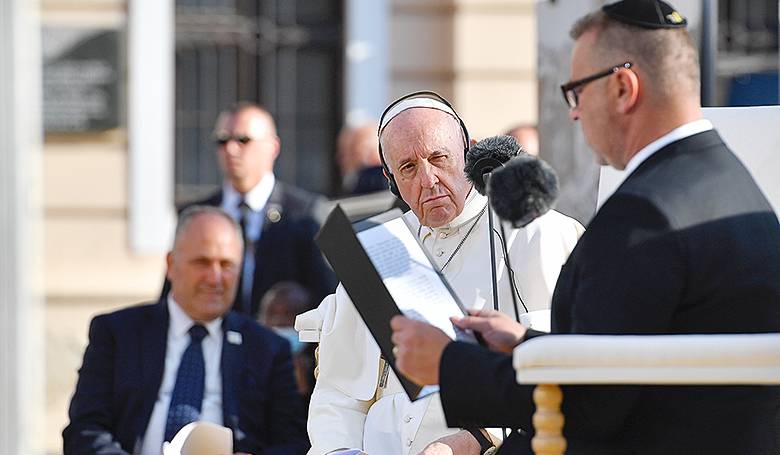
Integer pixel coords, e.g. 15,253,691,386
507,210,584,311
306,285,382,454
307,384,373,454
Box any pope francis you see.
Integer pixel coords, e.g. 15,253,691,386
300,92,583,455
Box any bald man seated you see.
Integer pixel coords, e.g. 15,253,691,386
65,206,310,455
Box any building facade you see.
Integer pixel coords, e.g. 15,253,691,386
37,1,539,453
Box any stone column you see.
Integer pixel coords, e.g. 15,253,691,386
0,0,44,454
128,0,176,254
345,0,389,124
537,0,604,225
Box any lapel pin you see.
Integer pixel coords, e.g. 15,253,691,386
266,204,282,223
227,331,243,345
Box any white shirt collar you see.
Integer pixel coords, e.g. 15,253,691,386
623,119,713,177
442,188,486,229
167,293,224,340
222,173,276,212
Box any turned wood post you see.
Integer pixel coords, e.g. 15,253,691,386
531,384,566,455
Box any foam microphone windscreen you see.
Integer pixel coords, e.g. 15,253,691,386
464,135,523,195
487,154,559,227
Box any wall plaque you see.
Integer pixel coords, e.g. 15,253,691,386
43,27,122,133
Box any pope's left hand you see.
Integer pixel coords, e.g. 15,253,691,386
390,316,452,385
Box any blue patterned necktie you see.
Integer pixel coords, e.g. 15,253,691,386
164,324,208,441
234,199,253,314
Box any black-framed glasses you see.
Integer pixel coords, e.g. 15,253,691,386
560,62,632,109
215,135,254,146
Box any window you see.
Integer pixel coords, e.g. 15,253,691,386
718,0,779,105
174,0,343,203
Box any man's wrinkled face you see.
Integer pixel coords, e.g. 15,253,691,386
167,213,243,323
381,109,471,228
215,108,279,192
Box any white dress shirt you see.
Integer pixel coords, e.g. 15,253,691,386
306,191,585,455
623,119,714,177
221,173,276,302
138,295,225,455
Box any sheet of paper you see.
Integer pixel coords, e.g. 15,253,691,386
356,217,470,342
317,206,425,400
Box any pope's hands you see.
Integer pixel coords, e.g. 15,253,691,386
451,309,526,354
391,309,527,385
417,430,482,455
390,316,452,385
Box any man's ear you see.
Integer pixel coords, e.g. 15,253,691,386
614,68,640,114
270,135,282,160
470,138,477,146
165,252,174,280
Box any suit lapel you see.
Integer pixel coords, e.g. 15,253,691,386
138,300,169,438
261,181,286,237
251,182,286,306
621,130,723,188
264,181,286,220
221,312,244,435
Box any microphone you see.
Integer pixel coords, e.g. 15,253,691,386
464,135,523,195
487,155,559,228
463,135,524,316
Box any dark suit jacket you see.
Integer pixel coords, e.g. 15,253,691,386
164,181,337,316
63,300,310,455
439,130,780,454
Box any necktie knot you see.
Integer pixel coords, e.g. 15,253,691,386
237,199,252,243
235,198,253,315
189,324,208,343
238,199,251,218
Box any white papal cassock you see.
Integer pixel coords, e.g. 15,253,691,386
300,190,584,455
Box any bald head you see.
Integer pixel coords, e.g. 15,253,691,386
336,122,380,177
167,206,243,323
506,124,539,157
215,103,280,194
352,123,381,167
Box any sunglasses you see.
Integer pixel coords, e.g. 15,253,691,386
560,62,633,110
215,135,254,146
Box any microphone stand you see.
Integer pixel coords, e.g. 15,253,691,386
483,172,500,312
484,172,510,442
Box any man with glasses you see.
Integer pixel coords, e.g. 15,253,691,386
390,1,780,453
165,102,336,317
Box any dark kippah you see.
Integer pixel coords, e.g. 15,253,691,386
603,0,688,29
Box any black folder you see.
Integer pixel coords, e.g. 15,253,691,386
315,205,426,399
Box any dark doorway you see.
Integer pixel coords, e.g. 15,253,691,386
174,0,343,204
